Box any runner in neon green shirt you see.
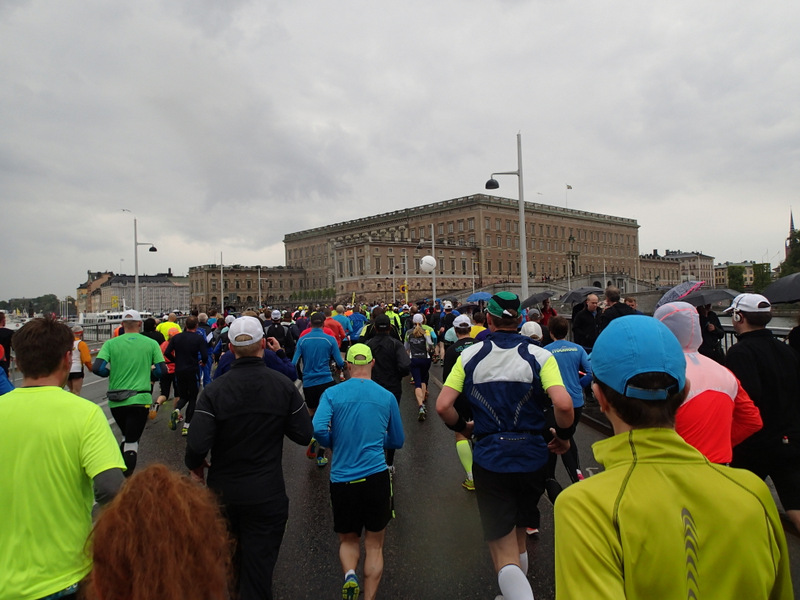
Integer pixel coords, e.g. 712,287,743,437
94,309,165,476
0,317,124,600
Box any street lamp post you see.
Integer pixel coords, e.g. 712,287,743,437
485,133,529,299
417,224,436,308
122,210,157,311
567,235,575,292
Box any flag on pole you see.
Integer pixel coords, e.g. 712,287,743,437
566,184,573,189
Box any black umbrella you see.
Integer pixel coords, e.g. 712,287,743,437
521,290,556,309
456,303,479,313
558,286,604,304
763,272,800,304
679,288,739,307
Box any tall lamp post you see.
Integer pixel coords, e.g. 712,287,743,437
417,224,437,308
485,132,528,299
567,235,575,292
122,210,157,311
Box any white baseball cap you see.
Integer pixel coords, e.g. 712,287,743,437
271,309,282,320
228,316,265,347
723,293,772,314
121,309,141,322
453,315,471,328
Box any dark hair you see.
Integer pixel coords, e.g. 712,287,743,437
596,372,686,428
549,316,569,340
12,316,73,378
487,312,519,331
143,318,157,332
185,316,199,330
740,311,772,327
190,308,199,317
605,286,621,303
473,311,485,325
85,464,232,600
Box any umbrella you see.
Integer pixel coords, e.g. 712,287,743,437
456,303,479,313
679,288,739,307
655,281,705,309
466,291,492,302
763,272,800,304
521,290,556,309
558,286,604,305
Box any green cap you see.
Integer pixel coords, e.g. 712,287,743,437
487,291,521,318
346,343,374,365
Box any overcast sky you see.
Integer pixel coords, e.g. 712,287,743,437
1,1,798,300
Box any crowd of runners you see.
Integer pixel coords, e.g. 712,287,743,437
0,287,797,599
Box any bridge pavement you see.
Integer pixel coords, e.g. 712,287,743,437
11,362,799,600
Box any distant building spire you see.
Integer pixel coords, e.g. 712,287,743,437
787,208,795,259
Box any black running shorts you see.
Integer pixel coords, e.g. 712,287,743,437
473,462,546,541
330,469,392,534
303,381,335,411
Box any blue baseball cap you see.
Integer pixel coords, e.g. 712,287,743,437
592,315,686,401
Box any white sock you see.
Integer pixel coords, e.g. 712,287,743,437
519,551,529,575
344,569,356,580
122,442,139,453
183,422,190,429
498,564,534,600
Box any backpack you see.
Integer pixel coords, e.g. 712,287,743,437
407,334,429,359
265,321,296,353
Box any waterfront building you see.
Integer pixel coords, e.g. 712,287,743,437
637,252,682,287
93,271,189,314
76,271,113,314
662,250,715,283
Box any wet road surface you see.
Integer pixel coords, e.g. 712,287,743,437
18,361,800,600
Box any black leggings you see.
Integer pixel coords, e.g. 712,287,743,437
545,406,583,483
109,404,148,476
174,370,199,423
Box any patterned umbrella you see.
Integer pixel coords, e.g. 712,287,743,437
655,281,705,309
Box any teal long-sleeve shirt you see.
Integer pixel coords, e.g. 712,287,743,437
312,377,404,483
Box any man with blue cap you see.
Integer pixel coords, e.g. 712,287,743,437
554,315,792,599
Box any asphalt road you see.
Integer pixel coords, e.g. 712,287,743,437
12,361,800,600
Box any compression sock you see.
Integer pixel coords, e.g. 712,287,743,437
498,564,534,600
456,439,473,478
519,552,529,576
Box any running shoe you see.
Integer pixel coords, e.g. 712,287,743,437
418,405,427,422
168,409,180,431
342,573,360,600
148,402,159,420
181,424,189,437
306,438,318,459
576,469,585,481
526,527,539,536
462,478,475,491
316,456,329,467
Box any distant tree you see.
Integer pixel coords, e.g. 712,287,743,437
780,230,800,276
752,263,772,293
728,266,745,291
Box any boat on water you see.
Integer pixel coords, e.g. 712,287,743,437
79,310,154,326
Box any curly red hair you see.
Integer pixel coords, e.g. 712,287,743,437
84,464,232,600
